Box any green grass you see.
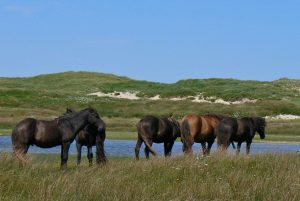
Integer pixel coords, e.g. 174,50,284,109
0,153,299,201
0,71,300,142
1,72,300,99
106,131,136,140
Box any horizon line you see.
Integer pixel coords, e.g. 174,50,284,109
0,70,297,83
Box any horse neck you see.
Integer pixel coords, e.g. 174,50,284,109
250,118,260,133
67,112,89,134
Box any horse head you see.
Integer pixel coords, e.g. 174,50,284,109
252,117,266,139
65,107,76,115
85,108,107,163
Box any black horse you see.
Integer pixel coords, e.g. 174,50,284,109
65,108,106,166
135,115,180,159
11,107,106,168
216,116,266,154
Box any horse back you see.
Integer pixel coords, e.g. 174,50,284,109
33,120,66,147
137,115,159,138
235,118,254,141
199,115,222,139
137,115,175,143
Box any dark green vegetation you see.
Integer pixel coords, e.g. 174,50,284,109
0,153,299,201
0,71,300,142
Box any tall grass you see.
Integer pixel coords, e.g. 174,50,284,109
0,153,299,201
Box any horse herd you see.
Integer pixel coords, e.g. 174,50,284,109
11,107,266,169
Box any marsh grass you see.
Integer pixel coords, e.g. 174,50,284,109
0,153,299,201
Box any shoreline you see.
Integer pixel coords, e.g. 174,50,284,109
1,133,300,144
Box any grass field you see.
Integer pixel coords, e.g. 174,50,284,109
0,153,299,201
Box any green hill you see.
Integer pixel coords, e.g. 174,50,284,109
0,71,300,140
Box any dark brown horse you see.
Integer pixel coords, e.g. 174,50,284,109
11,108,106,168
180,114,225,155
135,115,180,159
216,117,266,154
65,108,106,166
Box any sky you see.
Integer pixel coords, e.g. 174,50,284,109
0,0,300,83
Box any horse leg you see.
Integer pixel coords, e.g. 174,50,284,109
87,146,93,167
164,142,169,157
201,142,207,155
206,141,214,155
167,141,175,157
61,142,71,169
144,140,153,159
135,136,143,160
76,143,82,166
236,142,242,155
246,141,251,155
13,144,30,166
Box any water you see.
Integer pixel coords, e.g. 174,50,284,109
0,136,299,157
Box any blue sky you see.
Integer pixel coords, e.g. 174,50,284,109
0,0,299,83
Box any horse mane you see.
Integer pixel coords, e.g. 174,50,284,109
239,117,266,129
167,117,180,136
58,110,79,121
252,117,266,126
167,117,179,125
58,108,98,121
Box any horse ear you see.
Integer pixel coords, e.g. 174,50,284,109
258,117,266,127
66,107,76,113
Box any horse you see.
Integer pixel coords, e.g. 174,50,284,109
134,115,180,160
64,108,106,166
180,114,226,155
216,116,266,154
11,107,106,168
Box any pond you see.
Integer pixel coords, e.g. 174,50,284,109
0,136,299,157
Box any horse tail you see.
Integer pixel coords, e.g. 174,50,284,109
142,136,157,156
216,120,232,150
180,119,193,153
11,118,37,157
137,120,158,156
180,119,190,141
231,142,236,149
11,126,18,152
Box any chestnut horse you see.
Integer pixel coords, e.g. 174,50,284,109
11,108,105,168
180,114,225,155
135,115,180,159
